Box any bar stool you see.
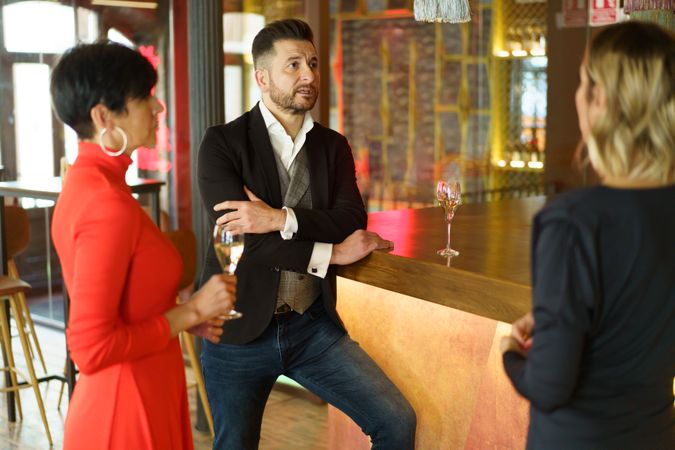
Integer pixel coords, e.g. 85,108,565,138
0,275,53,445
164,229,215,438
5,205,48,373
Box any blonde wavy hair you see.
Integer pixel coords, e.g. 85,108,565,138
584,21,674,183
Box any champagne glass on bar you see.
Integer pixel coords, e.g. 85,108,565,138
436,180,462,258
213,224,244,320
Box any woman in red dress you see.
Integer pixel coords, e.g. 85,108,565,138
50,42,236,449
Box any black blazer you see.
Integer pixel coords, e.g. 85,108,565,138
197,104,367,344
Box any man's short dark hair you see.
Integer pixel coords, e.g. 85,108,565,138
50,41,157,139
251,19,314,69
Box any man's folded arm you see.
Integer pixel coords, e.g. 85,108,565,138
198,126,321,271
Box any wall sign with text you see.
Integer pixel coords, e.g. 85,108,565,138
557,0,626,28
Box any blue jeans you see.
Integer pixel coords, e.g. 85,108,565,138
202,300,416,450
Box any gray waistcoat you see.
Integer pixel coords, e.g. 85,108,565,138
273,145,321,313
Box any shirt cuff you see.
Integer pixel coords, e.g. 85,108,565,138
308,242,332,279
280,207,298,240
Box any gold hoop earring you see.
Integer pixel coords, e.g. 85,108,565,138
98,126,128,157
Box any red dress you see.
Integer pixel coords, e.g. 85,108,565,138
52,142,193,449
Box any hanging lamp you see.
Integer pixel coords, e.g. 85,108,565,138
414,0,471,23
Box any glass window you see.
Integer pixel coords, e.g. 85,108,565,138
3,1,76,54
223,11,264,120
224,65,243,123
13,63,53,184
1,0,173,325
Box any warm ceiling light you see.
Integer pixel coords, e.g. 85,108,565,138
91,0,158,9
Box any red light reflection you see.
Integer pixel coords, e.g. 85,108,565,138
368,208,421,258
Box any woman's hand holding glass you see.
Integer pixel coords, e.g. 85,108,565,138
165,273,236,340
186,274,237,343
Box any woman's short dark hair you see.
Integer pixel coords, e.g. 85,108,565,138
50,41,157,139
251,19,314,69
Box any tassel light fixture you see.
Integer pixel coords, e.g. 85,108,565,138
414,0,471,23
624,0,674,29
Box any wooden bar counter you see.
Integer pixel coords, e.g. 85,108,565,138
328,197,547,449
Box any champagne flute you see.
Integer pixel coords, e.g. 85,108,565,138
213,224,244,320
436,180,462,258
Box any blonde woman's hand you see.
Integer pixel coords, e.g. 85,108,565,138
511,311,534,350
500,311,534,357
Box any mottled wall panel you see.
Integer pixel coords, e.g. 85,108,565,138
341,19,436,192
328,278,529,449
334,9,492,208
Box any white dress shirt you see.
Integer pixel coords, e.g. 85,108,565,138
258,99,332,278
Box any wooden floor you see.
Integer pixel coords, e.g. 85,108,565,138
0,324,328,449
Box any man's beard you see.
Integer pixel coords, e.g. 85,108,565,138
269,77,317,115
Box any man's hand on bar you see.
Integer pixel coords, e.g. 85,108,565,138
330,229,394,266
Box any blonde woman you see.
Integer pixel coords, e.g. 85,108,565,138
501,21,674,449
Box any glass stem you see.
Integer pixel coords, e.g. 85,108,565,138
446,220,453,251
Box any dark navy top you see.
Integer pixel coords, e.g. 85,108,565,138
504,185,675,450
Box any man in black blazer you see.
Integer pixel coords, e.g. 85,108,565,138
197,19,416,449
